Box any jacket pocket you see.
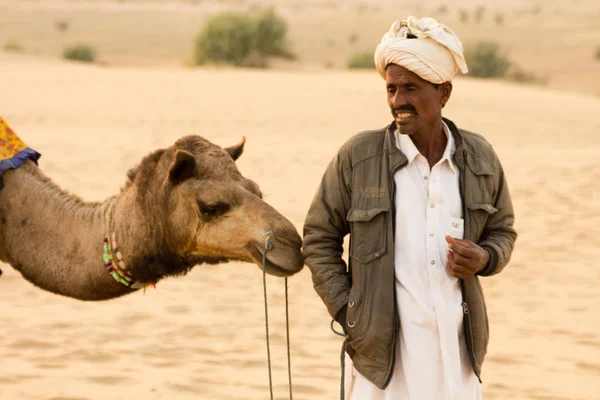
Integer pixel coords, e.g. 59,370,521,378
467,203,497,241
347,207,388,264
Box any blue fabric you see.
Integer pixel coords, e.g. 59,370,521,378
0,147,41,189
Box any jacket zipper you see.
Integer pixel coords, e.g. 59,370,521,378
461,294,482,383
458,147,482,383
382,158,402,389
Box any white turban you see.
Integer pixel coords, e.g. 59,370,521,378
374,16,468,84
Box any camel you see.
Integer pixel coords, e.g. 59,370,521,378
0,135,303,300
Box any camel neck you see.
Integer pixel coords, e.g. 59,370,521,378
0,161,133,300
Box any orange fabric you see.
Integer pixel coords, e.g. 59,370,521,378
0,117,28,161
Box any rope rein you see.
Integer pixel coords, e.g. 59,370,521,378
262,231,293,400
331,320,348,400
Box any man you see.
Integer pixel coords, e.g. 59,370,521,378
303,17,517,400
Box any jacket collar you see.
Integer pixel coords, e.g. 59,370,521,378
385,123,408,173
444,117,494,176
384,118,494,177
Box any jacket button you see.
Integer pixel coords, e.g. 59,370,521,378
348,301,355,308
347,321,356,328
374,252,380,257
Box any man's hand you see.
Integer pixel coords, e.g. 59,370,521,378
445,236,489,279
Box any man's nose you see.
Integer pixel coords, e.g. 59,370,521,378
392,91,406,108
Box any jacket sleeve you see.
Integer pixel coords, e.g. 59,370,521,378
303,150,352,323
477,159,517,276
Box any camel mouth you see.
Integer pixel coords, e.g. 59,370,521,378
248,243,302,277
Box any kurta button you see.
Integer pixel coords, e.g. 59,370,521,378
348,321,356,328
431,260,435,265
348,300,355,308
430,204,435,208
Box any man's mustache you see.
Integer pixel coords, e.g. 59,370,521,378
392,105,418,115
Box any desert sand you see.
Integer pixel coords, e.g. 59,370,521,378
1,1,600,399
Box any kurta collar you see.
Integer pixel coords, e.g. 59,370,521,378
394,122,457,174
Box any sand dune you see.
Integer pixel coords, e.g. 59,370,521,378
0,52,599,399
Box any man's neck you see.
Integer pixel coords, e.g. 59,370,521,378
409,119,447,168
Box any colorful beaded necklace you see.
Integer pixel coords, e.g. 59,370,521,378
103,202,153,290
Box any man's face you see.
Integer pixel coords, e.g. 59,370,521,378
385,64,451,135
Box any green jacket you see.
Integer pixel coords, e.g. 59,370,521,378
303,118,517,389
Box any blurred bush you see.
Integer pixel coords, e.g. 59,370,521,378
506,66,548,85
253,8,294,59
63,44,96,62
437,5,448,15
55,20,70,33
464,41,510,78
465,41,546,86
495,12,505,26
194,8,293,68
347,51,375,69
474,6,485,23
3,40,24,53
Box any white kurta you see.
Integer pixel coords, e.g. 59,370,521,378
347,123,481,400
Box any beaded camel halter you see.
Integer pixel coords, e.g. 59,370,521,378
103,202,154,290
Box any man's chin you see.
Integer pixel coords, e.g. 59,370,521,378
396,123,417,135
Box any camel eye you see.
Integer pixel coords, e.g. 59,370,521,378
197,201,229,217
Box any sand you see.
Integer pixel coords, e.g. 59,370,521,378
1,2,599,398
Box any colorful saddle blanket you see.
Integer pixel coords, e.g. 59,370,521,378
0,117,41,188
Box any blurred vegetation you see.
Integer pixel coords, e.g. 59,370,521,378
54,20,70,33
437,5,448,15
348,32,358,45
3,40,24,53
494,12,505,26
465,41,546,85
474,6,485,23
253,8,294,59
505,66,548,85
194,8,294,68
347,51,375,69
465,41,511,78
63,44,96,63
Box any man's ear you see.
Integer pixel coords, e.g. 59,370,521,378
440,81,453,108
169,150,196,185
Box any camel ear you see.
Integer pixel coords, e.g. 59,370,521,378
225,136,246,161
169,150,196,185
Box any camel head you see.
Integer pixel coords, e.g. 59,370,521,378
122,136,303,282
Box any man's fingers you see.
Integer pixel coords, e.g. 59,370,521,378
448,238,481,258
452,246,477,265
446,251,469,278
452,252,472,267
447,251,476,279
449,238,474,248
